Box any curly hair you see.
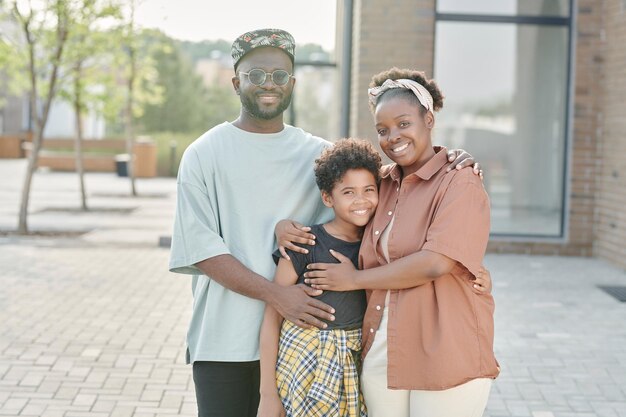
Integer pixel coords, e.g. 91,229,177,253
314,138,382,195
368,67,444,114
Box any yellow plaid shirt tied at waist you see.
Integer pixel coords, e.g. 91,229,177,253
275,320,367,417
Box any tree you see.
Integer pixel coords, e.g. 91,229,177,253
11,0,70,233
137,30,237,134
0,20,28,109
177,38,231,64
58,0,122,210
137,31,199,132
117,0,162,196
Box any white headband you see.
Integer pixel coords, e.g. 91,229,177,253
368,78,434,112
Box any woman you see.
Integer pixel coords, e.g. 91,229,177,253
302,67,499,417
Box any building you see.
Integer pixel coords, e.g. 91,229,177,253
333,0,626,269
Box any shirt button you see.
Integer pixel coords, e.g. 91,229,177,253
376,305,381,311
370,328,374,333
387,211,392,215
374,230,380,235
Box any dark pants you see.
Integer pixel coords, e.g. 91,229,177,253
192,360,260,417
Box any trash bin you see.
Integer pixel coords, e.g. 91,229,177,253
114,154,130,177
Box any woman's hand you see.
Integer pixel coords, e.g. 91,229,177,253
472,266,492,294
274,219,317,260
446,149,484,180
257,393,286,417
304,250,358,291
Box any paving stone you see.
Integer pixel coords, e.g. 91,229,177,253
72,393,97,407
0,397,27,412
20,403,47,416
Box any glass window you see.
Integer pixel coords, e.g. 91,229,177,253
434,21,569,236
437,0,569,17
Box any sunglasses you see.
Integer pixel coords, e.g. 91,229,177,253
239,69,293,87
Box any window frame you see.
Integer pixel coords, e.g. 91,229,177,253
433,0,575,240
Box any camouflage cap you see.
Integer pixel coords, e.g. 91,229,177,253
231,28,295,70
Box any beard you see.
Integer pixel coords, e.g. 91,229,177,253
240,91,293,120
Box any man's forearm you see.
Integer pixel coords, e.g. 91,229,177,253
356,250,455,290
194,254,276,304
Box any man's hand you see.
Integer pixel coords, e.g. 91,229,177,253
274,219,316,260
304,250,358,292
472,266,492,294
446,148,484,180
270,284,335,329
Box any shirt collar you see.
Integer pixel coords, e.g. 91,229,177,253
381,146,448,182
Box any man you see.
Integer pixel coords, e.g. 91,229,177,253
169,28,477,417
169,28,337,417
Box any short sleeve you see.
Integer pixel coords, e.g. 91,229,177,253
272,245,309,278
421,170,490,277
169,147,231,275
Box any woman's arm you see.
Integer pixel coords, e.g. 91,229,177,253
304,249,455,291
258,259,300,417
305,250,493,293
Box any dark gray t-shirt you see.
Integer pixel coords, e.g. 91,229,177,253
273,224,367,329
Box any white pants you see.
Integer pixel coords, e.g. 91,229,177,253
361,303,492,417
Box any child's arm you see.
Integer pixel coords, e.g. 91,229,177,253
258,258,300,417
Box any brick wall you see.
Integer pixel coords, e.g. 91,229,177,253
594,0,626,268
350,0,436,142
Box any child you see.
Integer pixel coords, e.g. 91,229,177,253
257,138,381,417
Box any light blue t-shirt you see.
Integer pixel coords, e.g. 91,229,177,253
169,122,333,363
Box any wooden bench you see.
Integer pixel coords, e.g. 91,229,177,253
0,134,30,158
21,137,157,178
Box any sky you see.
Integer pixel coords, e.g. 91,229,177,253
135,0,338,51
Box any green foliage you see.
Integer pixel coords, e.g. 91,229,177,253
137,31,206,132
148,130,202,176
134,30,239,134
203,83,240,128
6,0,75,131
178,38,231,64
0,35,27,105
0,7,26,95
56,0,124,117
296,43,331,62
102,23,166,134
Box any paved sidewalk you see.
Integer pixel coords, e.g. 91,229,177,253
1,161,626,416
0,245,194,417
0,159,176,247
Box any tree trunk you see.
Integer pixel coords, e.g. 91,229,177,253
125,80,137,196
125,2,137,197
74,65,88,210
17,127,41,233
15,0,69,233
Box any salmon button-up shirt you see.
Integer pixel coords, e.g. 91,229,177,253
359,147,499,390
